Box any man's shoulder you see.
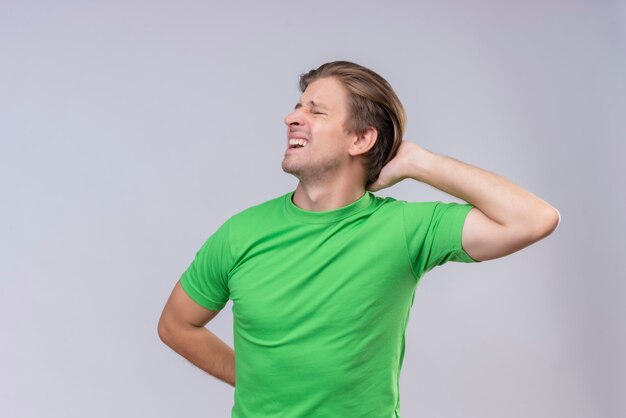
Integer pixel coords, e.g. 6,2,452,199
227,192,290,224
371,194,473,221
374,194,466,209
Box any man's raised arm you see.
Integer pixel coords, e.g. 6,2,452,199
368,141,560,261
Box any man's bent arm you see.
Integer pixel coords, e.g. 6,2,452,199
406,144,560,261
158,281,236,387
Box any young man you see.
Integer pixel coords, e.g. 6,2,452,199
158,61,560,417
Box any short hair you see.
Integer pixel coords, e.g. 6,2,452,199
299,61,407,188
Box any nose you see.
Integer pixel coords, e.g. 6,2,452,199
284,108,303,126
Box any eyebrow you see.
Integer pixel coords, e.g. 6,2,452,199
294,100,328,111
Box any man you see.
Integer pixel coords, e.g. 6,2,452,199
158,61,560,417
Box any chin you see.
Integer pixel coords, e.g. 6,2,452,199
281,161,297,175
282,161,308,179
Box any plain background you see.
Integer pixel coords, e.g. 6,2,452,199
1,1,624,417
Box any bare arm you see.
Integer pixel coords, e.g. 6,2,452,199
158,280,235,387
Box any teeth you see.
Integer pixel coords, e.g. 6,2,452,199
289,138,308,147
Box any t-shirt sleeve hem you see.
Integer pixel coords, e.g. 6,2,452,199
180,274,227,311
451,204,482,263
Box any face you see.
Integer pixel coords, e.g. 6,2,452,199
281,77,355,182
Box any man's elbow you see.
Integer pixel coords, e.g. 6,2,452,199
157,314,176,346
532,206,561,240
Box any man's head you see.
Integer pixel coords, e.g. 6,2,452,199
281,61,406,189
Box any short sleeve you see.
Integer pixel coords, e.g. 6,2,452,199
179,219,234,310
403,201,480,279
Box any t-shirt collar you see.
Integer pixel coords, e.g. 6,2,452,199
284,190,374,224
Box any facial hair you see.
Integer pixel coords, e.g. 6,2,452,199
281,151,345,185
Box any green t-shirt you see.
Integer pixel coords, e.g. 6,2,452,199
180,190,479,418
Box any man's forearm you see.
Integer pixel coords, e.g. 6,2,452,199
406,146,559,230
161,325,236,387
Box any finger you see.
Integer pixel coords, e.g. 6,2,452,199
367,181,383,192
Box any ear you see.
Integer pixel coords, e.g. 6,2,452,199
348,127,378,157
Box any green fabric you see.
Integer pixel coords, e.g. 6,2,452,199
180,190,479,418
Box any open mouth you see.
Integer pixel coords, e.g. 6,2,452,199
288,138,309,149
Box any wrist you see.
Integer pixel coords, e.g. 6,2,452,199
405,146,438,183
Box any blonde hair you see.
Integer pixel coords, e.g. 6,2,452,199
299,61,407,188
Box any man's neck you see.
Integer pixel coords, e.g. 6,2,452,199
291,181,366,212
